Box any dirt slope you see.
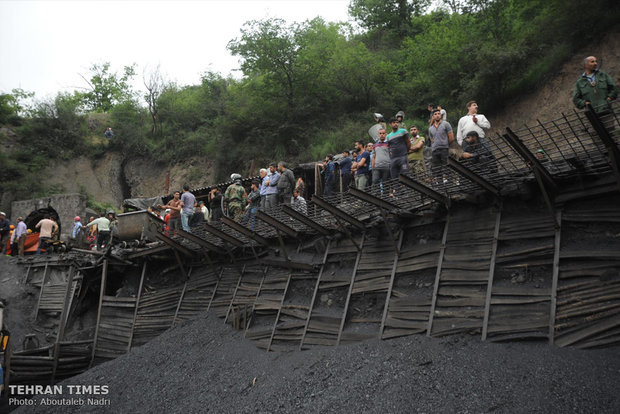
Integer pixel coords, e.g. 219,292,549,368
488,29,620,136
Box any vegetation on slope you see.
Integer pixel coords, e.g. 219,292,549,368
0,0,617,206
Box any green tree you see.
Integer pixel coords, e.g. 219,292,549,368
228,18,300,113
78,62,137,112
348,0,430,41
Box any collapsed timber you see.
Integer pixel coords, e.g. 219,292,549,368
4,103,620,388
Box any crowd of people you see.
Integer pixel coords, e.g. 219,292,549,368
146,161,308,235
317,100,495,195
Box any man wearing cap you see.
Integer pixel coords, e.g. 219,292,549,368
11,217,27,256
72,216,83,239
0,213,10,254
224,174,247,222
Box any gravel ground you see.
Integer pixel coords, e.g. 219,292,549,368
6,310,620,414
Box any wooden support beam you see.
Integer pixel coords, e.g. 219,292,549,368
482,205,503,341
90,259,108,367
155,232,195,257
337,233,366,345
585,104,620,192
503,129,558,227
256,210,299,238
173,267,193,326
312,195,366,230
128,261,147,351
244,266,270,337
281,204,331,236
176,229,226,254
224,266,245,324
504,127,557,190
126,244,172,259
34,262,49,320
51,265,77,384
23,265,31,284
398,173,450,208
204,223,245,247
299,239,332,350
206,267,225,312
427,217,450,336
447,158,500,197
379,231,405,338
348,186,400,212
549,210,563,345
221,216,270,247
266,269,293,351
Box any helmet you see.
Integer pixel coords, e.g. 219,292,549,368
74,216,81,221
230,173,242,181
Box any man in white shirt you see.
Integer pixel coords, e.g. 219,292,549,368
456,101,491,146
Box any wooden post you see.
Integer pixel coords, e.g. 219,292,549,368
34,262,49,320
299,239,332,350
128,261,147,352
244,266,269,337
337,233,366,345
482,205,503,341
173,267,193,326
51,265,77,384
266,269,293,351
90,260,108,368
427,216,450,336
379,231,405,338
224,266,245,324
206,267,224,312
549,210,563,344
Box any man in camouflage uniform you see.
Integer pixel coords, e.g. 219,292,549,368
225,174,247,222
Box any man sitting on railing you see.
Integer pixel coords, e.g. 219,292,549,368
573,56,618,114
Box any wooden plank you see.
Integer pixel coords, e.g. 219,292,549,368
337,234,366,345
427,215,450,336
266,269,292,352
128,262,147,351
555,314,620,347
380,231,404,338
51,266,77,384
549,210,562,345
90,260,108,368
34,262,50,319
482,207,502,341
299,239,331,350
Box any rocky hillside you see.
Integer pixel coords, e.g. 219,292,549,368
488,30,620,136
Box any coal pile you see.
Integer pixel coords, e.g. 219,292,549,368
13,311,620,414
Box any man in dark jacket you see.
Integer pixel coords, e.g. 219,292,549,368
277,161,295,205
573,56,618,114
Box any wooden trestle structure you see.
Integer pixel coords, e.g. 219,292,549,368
6,103,620,386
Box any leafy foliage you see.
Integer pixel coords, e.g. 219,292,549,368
1,0,618,210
